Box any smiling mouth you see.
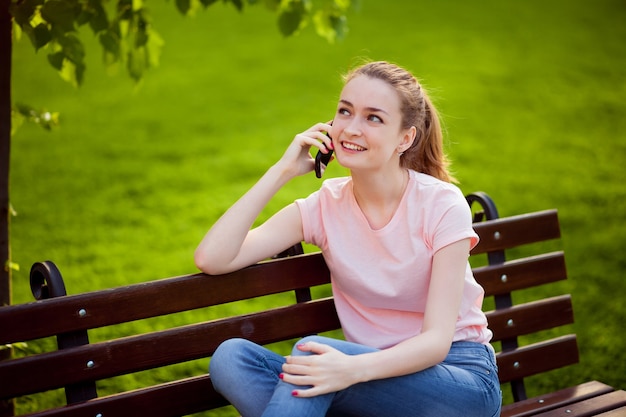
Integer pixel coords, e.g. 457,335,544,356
342,141,367,151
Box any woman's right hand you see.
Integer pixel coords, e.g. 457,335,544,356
276,122,334,178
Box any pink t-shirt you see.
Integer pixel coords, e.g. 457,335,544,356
295,170,492,349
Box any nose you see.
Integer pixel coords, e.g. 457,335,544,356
343,117,362,137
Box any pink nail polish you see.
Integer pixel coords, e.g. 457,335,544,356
279,373,284,380
292,390,298,396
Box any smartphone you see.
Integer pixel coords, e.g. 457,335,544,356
315,131,334,178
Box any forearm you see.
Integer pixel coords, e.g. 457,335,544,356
350,330,451,384
284,330,453,398
194,163,294,274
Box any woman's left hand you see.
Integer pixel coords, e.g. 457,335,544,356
280,341,363,397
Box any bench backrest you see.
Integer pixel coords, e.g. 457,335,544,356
467,193,575,401
0,193,574,416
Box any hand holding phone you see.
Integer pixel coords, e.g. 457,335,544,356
315,130,333,178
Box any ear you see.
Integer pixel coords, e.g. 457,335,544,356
397,126,417,154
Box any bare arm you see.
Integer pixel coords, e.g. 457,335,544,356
194,123,333,275
282,238,471,396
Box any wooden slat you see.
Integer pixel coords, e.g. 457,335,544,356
534,390,626,417
596,406,626,416
501,381,615,417
0,253,330,344
0,298,340,400
472,210,560,255
474,252,567,296
486,295,574,341
18,376,226,417
497,335,579,383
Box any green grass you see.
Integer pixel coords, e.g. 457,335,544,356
9,0,626,415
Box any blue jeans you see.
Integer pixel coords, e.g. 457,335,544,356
210,335,502,417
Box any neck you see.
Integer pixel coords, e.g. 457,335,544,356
351,168,409,229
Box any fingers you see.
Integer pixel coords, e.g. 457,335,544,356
296,341,333,354
279,342,341,397
300,123,333,153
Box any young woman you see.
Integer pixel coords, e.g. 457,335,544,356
194,61,502,417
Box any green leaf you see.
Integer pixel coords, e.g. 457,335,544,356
75,0,109,32
58,33,86,64
10,110,25,137
89,7,109,33
57,57,85,87
5,261,20,272
278,0,306,37
14,103,61,130
32,23,52,50
261,0,280,11
146,29,164,68
228,0,244,12
41,0,77,34
132,0,144,12
47,50,65,70
9,0,45,27
127,47,146,81
313,9,347,43
12,19,23,42
99,30,121,59
333,0,352,10
329,14,348,41
117,0,133,21
48,36,87,87
76,9,91,26
134,17,149,48
74,61,86,86
199,0,218,6
175,0,191,14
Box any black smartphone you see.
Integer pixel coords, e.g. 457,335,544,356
315,131,333,178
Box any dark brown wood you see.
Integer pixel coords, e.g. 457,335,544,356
0,298,339,399
497,335,579,383
534,390,626,417
486,295,574,341
11,376,226,417
501,381,615,417
0,5,13,415
595,406,626,416
0,253,330,345
471,210,560,255
0,0,12,312
474,252,567,296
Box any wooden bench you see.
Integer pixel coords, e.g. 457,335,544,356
0,192,624,417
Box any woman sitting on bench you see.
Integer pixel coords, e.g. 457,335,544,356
194,60,502,417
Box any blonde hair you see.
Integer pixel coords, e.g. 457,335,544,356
343,61,455,183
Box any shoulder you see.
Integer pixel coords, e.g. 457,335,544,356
320,176,352,196
295,176,352,212
408,170,466,204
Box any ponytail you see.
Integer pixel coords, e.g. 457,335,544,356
401,92,455,183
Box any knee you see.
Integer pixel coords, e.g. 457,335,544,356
291,335,329,356
209,338,249,380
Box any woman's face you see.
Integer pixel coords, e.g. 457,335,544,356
330,75,414,173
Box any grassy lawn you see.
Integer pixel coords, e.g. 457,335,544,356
9,0,625,415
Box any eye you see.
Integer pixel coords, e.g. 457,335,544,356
338,107,351,116
368,114,383,123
